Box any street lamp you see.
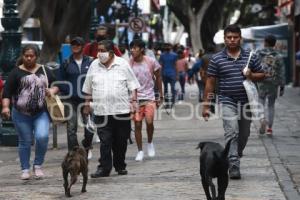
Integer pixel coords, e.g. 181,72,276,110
0,0,22,146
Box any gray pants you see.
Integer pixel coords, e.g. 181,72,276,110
259,93,276,128
65,100,94,151
221,104,251,168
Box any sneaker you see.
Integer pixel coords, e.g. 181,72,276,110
33,165,44,179
266,128,273,136
21,170,30,180
135,151,144,161
88,149,93,160
229,166,241,180
147,143,155,157
259,119,266,134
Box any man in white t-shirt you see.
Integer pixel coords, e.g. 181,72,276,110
82,40,140,178
129,39,163,161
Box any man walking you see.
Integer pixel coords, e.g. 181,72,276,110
202,24,265,179
59,37,94,156
83,25,122,58
256,34,285,136
82,40,140,177
159,43,178,108
129,39,163,161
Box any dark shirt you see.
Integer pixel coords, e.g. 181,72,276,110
83,42,122,58
159,51,178,78
58,55,93,102
207,48,263,107
191,59,203,81
3,66,56,115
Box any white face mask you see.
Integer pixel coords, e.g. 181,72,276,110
98,52,110,63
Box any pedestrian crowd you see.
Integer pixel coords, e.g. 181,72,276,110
0,24,286,183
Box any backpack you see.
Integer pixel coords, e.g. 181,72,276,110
259,51,280,83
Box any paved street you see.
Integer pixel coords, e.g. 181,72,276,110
0,84,299,200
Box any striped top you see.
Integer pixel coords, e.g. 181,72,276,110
207,48,263,107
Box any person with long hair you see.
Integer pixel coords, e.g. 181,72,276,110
1,44,59,180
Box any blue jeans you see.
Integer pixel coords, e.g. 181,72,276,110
178,72,186,100
162,75,176,105
12,108,50,171
259,93,276,128
196,80,204,102
221,104,251,169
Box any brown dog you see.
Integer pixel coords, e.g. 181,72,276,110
62,146,88,197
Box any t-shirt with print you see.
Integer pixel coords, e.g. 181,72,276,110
130,56,161,101
3,66,56,116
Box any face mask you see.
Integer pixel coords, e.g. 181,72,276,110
98,52,110,63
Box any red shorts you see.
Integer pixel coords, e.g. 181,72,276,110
133,101,156,122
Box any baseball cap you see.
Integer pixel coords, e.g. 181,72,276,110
70,36,84,45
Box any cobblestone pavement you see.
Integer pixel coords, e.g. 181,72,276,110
0,84,299,200
256,86,300,200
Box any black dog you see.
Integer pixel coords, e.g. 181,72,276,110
62,146,88,197
196,140,231,200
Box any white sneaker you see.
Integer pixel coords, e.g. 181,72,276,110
33,165,44,179
147,143,155,157
88,149,93,160
21,169,30,180
135,151,144,161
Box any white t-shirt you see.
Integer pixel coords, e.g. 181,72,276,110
75,58,83,72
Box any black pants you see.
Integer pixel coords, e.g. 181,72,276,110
94,113,131,172
64,100,94,151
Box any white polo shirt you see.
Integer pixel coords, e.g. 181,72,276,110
82,56,140,116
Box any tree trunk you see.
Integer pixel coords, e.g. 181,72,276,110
173,25,184,44
35,0,91,63
188,0,213,54
18,0,35,24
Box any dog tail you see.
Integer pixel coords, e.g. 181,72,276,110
222,138,232,158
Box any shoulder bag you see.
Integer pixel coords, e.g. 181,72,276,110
42,65,66,123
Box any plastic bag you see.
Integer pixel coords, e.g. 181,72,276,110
243,51,264,120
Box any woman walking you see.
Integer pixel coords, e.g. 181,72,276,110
1,44,59,180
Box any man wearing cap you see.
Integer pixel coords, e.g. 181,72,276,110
58,36,94,156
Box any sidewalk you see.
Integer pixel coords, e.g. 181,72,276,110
257,86,300,200
0,84,297,200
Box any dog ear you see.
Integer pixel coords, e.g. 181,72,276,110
196,142,206,150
